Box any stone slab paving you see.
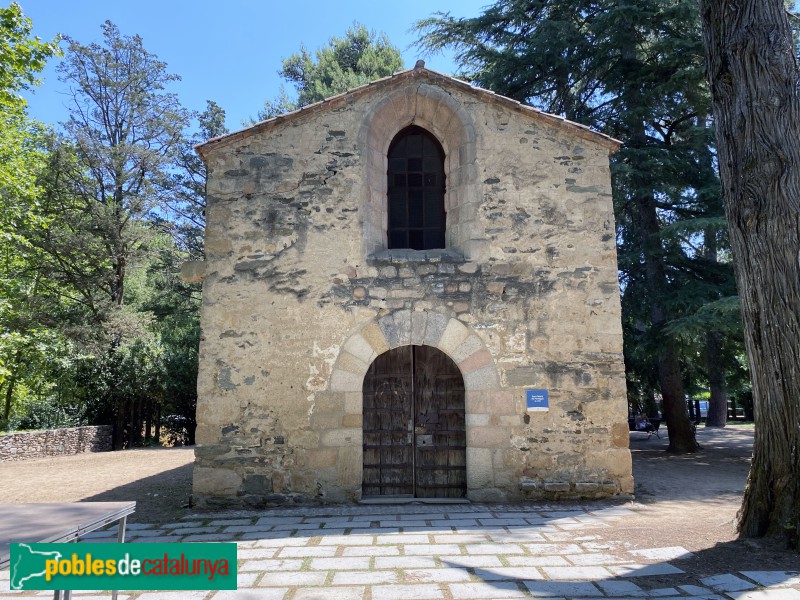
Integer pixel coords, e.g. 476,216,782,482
1,504,799,599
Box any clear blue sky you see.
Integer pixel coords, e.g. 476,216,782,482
19,0,489,134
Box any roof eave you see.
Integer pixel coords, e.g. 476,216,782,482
195,67,621,159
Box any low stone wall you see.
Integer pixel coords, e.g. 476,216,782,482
0,426,112,462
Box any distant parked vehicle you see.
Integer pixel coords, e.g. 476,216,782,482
686,397,709,421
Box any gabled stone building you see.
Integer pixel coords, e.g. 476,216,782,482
186,64,632,507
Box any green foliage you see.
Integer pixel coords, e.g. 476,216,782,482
415,0,747,422
55,21,189,310
0,3,63,429
0,2,60,111
664,296,743,338
1,16,205,445
164,100,228,259
9,393,83,432
58,238,202,447
254,23,403,121
0,2,57,218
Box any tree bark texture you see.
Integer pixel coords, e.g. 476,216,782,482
700,0,800,539
657,338,700,452
705,330,728,427
2,349,24,423
703,227,728,427
618,26,699,454
635,157,699,452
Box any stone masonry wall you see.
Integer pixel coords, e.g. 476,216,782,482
0,425,112,462
191,70,632,508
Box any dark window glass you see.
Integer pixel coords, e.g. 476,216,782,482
423,157,440,172
407,158,423,171
424,192,443,226
389,230,407,248
407,135,423,154
424,229,444,250
390,195,407,227
387,126,446,250
409,196,424,227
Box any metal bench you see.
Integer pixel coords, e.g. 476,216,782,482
628,416,662,438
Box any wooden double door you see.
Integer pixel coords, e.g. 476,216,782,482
362,345,466,498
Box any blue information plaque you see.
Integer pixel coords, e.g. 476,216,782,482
526,389,549,412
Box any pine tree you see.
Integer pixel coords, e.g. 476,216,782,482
164,100,228,259
416,0,743,451
253,23,403,122
55,21,189,312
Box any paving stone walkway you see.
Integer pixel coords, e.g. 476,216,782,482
2,503,798,599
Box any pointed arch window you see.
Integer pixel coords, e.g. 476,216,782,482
387,126,446,250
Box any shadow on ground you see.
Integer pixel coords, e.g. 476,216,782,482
630,426,753,503
82,463,192,523
438,535,800,597
59,425,800,596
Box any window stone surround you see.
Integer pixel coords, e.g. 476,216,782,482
358,84,485,261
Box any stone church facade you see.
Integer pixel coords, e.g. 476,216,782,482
186,65,632,507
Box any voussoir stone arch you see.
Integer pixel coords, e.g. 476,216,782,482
328,311,499,393
328,310,503,501
358,81,484,259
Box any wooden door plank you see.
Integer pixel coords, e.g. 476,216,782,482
362,346,414,497
413,345,467,498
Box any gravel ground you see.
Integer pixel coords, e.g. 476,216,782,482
618,425,798,581
1,424,797,579
0,445,194,523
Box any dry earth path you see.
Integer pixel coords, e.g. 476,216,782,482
0,445,194,523
1,425,798,599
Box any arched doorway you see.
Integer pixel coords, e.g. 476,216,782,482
362,345,466,498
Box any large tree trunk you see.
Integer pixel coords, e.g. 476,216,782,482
705,330,728,427
636,170,698,452
700,0,800,540
704,227,728,428
2,349,24,424
619,28,699,454
657,338,699,452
